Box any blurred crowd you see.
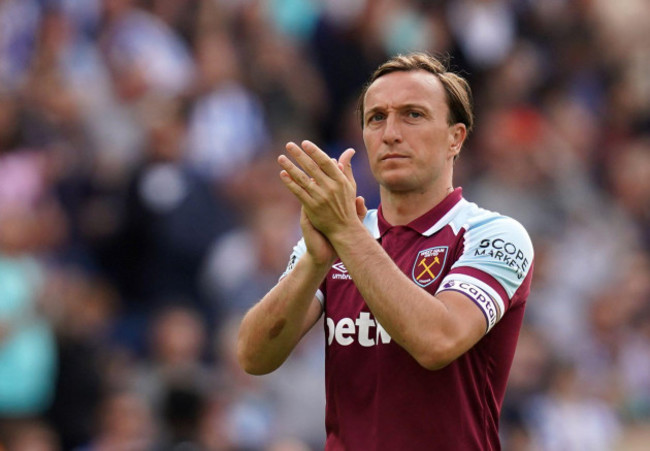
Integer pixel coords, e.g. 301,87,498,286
0,0,648,450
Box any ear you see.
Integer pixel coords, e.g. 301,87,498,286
448,123,467,159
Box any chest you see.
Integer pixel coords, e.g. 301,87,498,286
323,225,464,323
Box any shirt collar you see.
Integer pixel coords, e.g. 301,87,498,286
377,187,464,237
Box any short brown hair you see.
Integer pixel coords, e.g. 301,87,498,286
358,52,474,135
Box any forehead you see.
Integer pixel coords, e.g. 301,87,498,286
364,70,447,112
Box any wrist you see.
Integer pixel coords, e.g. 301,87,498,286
302,252,335,274
327,221,369,250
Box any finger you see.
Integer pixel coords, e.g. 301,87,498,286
278,154,313,191
337,148,356,183
284,141,329,185
355,196,367,220
301,140,345,180
279,152,333,207
278,155,321,205
279,169,317,208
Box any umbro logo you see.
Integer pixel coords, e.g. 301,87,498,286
332,262,352,280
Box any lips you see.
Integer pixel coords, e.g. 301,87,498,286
381,153,409,161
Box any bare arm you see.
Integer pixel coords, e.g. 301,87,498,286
329,223,485,369
237,147,367,375
278,141,486,369
237,253,326,375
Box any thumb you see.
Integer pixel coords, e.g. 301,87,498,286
355,196,367,220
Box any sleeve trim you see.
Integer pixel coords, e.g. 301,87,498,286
436,274,505,332
449,267,509,311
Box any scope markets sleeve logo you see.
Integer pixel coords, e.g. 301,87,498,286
412,246,448,287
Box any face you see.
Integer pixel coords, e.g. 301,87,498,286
362,70,465,194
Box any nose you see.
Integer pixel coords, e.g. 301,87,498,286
382,114,402,144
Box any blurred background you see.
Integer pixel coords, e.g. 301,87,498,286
0,0,648,449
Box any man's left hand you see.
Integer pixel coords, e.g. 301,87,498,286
278,140,363,239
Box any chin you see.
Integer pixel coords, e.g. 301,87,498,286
379,176,420,193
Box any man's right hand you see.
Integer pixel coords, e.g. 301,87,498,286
287,147,367,269
302,194,367,268
301,206,336,268
238,146,366,376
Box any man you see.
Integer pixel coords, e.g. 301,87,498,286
237,52,534,450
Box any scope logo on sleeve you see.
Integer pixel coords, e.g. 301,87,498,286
474,238,530,279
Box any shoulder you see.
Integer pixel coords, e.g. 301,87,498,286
450,201,534,288
454,201,533,256
362,209,381,239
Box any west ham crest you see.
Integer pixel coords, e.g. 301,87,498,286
412,246,448,287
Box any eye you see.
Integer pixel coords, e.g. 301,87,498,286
367,112,385,124
407,111,423,119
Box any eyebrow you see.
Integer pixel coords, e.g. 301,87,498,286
364,103,430,119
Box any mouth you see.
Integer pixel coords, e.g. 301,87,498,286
381,153,409,161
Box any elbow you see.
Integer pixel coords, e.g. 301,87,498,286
236,349,259,375
236,340,275,376
237,352,269,376
240,363,271,376
414,353,454,371
236,315,275,375
411,338,460,371
416,355,454,371
236,336,285,375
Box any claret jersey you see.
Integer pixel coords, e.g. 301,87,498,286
282,188,534,450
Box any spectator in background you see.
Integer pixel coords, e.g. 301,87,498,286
100,0,194,100
526,360,621,451
1,419,60,451
186,30,270,184
245,24,328,146
446,0,516,70
605,138,650,249
75,389,156,451
215,314,277,449
44,267,118,450
98,96,235,352
0,0,42,92
308,0,385,144
29,3,143,183
130,305,212,448
204,197,327,447
203,199,301,316
0,146,64,437
143,0,202,47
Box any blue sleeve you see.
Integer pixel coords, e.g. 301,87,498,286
437,215,534,332
454,216,534,298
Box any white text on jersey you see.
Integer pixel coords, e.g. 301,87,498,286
326,312,392,347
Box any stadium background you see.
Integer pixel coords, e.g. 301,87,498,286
0,0,648,449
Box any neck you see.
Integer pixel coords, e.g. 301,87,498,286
380,184,454,226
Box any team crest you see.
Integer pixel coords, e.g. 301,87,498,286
412,246,448,287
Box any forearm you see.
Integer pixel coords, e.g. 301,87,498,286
237,255,327,375
274,139,481,368
329,224,460,368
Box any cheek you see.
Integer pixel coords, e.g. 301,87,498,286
362,128,372,144
423,130,451,152
362,132,378,156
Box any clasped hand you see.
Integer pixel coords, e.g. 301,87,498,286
278,140,366,261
